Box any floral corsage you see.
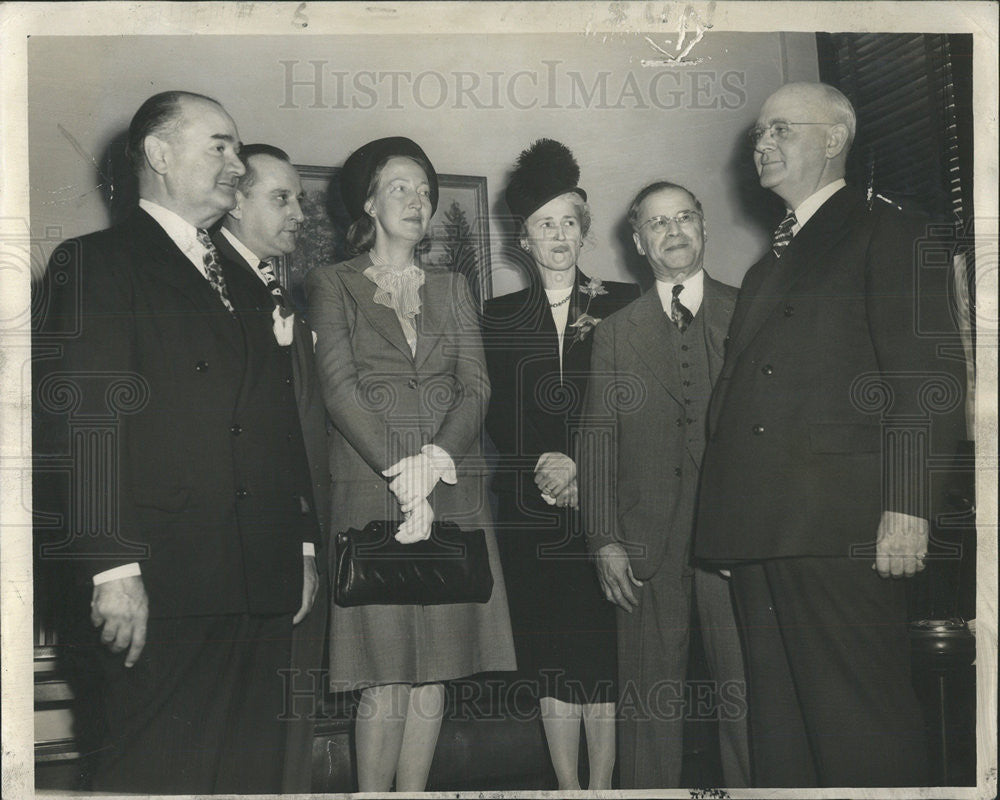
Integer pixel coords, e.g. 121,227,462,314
568,277,608,345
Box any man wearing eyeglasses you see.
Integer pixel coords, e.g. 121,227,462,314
694,82,966,786
579,181,748,788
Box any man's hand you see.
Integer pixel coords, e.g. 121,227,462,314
874,510,929,578
383,453,438,514
594,543,643,612
534,452,576,498
293,555,319,625
91,575,148,668
553,480,578,509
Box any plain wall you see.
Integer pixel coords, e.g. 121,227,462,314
28,33,818,294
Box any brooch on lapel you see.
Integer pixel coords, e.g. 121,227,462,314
567,277,608,346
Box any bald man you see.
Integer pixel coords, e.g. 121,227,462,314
695,83,966,786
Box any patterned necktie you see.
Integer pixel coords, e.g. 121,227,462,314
771,211,797,258
258,259,292,317
195,229,235,313
670,284,693,333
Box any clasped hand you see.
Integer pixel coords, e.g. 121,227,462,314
535,452,578,508
383,452,439,515
395,497,435,543
383,453,440,543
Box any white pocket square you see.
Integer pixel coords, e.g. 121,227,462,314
272,307,295,346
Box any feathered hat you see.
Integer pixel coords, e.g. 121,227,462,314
504,138,587,222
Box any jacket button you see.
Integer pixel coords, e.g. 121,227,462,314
681,344,689,351
674,467,682,477
784,305,794,317
681,362,689,369
675,418,683,427
231,424,242,436
752,424,765,435
407,378,418,389
195,360,208,372
761,364,774,376
235,488,249,499
284,376,293,386
286,432,294,441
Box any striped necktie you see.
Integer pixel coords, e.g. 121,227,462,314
195,229,235,313
771,211,797,258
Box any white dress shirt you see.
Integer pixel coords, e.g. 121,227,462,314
790,178,847,235
655,268,705,317
138,199,211,276
218,225,270,281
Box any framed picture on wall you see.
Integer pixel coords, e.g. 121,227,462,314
279,166,494,309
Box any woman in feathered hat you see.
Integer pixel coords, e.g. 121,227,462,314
481,139,640,789
306,137,515,792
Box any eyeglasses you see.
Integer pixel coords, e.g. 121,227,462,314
636,210,702,234
749,121,832,146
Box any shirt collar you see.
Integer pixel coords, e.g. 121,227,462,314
138,199,208,274
656,268,704,317
369,249,418,272
139,199,204,251
791,178,846,233
218,226,263,267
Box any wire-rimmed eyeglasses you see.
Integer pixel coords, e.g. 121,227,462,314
749,121,832,147
636,210,703,234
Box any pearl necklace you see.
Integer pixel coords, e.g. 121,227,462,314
549,294,571,309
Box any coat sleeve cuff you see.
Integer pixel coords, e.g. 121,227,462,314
92,562,142,585
422,444,457,485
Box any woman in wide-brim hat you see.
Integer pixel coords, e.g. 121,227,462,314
306,137,516,792
481,139,640,790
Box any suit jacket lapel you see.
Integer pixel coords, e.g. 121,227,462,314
726,187,860,365
338,255,414,361
414,271,451,370
211,230,258,281
702,275,734,381
128,210,245,358
627,289,683,407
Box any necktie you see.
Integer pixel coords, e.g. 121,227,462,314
195,229,235,313
670,283,693,333
258,259,292,317
771,211,797,258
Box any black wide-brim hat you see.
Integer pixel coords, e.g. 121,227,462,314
340,136,439,220
504,138,587,222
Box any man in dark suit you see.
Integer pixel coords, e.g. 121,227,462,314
212,144,330,792
579,182,747,788
695,82,966,786
41,91,319,793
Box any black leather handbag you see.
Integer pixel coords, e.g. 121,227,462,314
334,520,494,607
